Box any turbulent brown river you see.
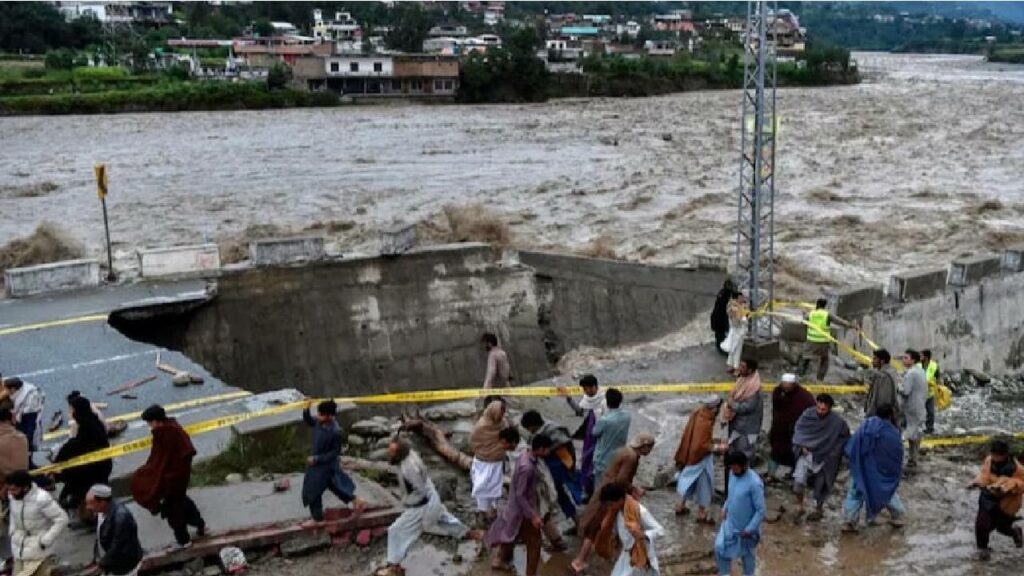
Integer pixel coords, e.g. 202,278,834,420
2,52,1024,295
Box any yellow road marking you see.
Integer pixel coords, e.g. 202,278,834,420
0,314,108,337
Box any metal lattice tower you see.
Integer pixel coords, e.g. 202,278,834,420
735,0,778,338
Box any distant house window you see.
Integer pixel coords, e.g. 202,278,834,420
350,62,359,72
373,62,382,72
330,62,339,72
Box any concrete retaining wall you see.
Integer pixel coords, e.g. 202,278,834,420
835,251,1024,374
3,259,100,297
111,245,725,398
250,237,325,266
518,250,725,361
138,244,221,278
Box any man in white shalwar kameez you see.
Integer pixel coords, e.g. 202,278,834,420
381,439,481,576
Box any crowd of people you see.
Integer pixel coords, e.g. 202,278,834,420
0,324,1021,576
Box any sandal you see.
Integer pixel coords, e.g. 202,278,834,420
696,515,715,526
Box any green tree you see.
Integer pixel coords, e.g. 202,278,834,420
387,3,430,53
253,18,275,38
267,62,292,90
44,48,76,70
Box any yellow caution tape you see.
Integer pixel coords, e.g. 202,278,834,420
33,381,867,476
922,432,1024,449
0,314,108,337
43,391,254,442
35,399,304,476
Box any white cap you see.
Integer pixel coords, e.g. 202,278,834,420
87,484,112,499
781,373,798,384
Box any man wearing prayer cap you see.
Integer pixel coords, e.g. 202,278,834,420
86,485,144,576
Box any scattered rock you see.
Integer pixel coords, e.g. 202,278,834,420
432,471,459,502
422,401,477,421
225,473,244,484
183,558,205,576
280,532,331,557
351,419,392,438
965,369,991,384
218,546,247,574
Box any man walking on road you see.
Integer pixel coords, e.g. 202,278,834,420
791,394,850,521
559,374,607,497
767,374,815,482
85,484,144,576
7,469,68,576
591,389,632,489
921,350,939,434
843,405,906,532
130,405,206,550
898,350,928,469
714,451,765,576
969,439,1024,560
486,434,552,576
865,349,899,418
301,400,365,524
2,378,44,462
481,333,510,390
381,439,481,576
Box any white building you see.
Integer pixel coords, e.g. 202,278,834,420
57,1,171,24
325,55,393,77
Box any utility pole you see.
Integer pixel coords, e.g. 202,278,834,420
95,164,116,282
735,0,778,340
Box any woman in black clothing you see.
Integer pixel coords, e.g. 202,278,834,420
55,394,113,522
711,278,738,353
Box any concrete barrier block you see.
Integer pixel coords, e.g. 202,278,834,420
138,244,220,278
889,267,947,302
780,321,807,342
833,284,884,318
250,236,325,266
380,223,417,256
948,255,1002,286
3,258,100,297
1002,245,1024,273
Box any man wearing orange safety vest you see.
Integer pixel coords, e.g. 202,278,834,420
801,299,853,383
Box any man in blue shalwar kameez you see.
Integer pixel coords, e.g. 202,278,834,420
302,399,365,523
715,451,765,576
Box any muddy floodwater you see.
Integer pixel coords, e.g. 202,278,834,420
3,52,1024,293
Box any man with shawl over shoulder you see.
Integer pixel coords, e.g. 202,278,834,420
791,394,850,522
130,405,206,549
674,398,722,524
722,360,763,497
571,433,656,575
842,404,906,532
470,398,514,521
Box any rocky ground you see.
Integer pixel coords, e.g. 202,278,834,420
229,341,1023,576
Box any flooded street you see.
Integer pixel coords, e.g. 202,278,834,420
3,53,1024,294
